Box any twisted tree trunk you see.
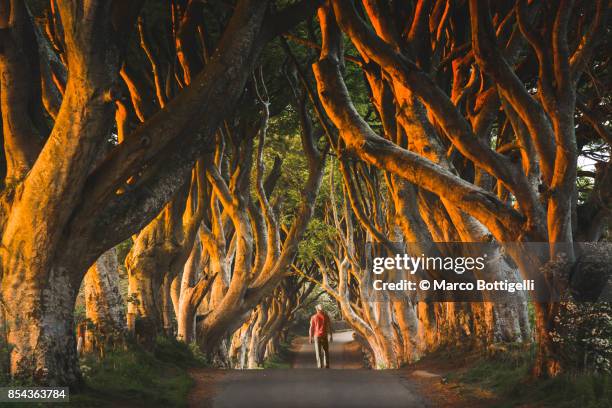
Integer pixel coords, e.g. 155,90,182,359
83,248,126,354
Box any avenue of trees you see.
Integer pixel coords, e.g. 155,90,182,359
0,0,610,387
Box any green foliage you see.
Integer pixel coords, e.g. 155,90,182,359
293,290,339,329
453,347,612,408
74,304,86,326
552,302,612,373
0,335,12,386
262,339,294,369
456,346,534,394
153,336,207,368
0,336,207,405
70,337,206,407
295,218,336,264
114,239,133,265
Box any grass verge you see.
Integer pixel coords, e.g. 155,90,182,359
70,337,207,407
445,346,611,408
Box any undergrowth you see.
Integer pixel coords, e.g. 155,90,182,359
263,337,295,369
70,336,207,407
447,345,611,408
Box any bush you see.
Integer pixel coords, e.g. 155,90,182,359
72,336,206,407
456,348,612,408
552,302,612,373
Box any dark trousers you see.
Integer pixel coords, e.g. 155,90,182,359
314,336,330,368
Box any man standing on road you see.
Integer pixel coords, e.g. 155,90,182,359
309,304,333,368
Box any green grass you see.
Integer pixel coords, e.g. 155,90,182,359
451,347,612,408
262,338,294,369
263,354,291,369
70,337,207,407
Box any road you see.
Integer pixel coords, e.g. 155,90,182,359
291,330,363,369
188,330,429,408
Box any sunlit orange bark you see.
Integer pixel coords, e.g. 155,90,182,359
311,0,607,377
82,249,126,355
0,0,313,384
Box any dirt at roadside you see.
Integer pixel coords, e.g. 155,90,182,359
187,369,225,408
402,354,501,408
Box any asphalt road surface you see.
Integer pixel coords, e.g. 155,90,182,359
189,331,429,408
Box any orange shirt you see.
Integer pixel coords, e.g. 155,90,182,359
309,312,331,338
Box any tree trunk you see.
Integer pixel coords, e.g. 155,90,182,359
83,248,126,354
532,302,561,378
508,244,563,377
233,316,257,369
2,264,81,386
126,263,162,346
247,304,268,368
176,238,216,344
161,274,175,336
177,296,197,344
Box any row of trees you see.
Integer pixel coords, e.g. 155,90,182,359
0,0,324,385
308,0,610,377
0,0,609,387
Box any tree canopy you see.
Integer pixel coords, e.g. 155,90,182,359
0,0,609,387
